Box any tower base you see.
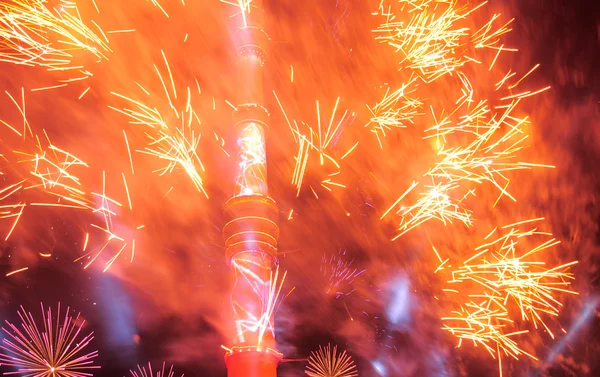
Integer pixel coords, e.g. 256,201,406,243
225,348,281,377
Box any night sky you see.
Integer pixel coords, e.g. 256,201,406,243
0,0,599,376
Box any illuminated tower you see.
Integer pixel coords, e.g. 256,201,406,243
222,1,282,377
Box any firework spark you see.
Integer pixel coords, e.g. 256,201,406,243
0,91,141,270
381,180,473,240
0,303,99,377
129,362,183,377
321,250,365,297
274,94,357,198
110,52,208,198
375,0,477,82
305,344,358,377
441,219,578,373
220,0,253,27
366,77,423,148
0,0,110,80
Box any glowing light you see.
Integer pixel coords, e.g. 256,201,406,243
275,95,356,197
366,77,423,147
231,263,288,346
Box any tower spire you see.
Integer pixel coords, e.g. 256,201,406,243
222,1,282,376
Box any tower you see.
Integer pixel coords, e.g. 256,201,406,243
222,1,282,376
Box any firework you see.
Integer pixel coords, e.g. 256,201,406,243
0,303,99,377
305,344,358,377
110,51,208,198
274,94,357,198
381,180,473,240
129,362,183,377
381,63,552,239
441,299,535,361
321,250,365,297
220,0,253,27
0,91,141,270
0,180,26,241
0,0,110,79
446,218,578,337
365,77,423,148
374,0,476,82
441,219,578,374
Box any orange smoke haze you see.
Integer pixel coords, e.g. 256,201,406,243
0,0,598,376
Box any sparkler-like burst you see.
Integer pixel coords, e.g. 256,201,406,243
381,65,552,238
0,303,99,377
274,94,358,199
441,219,578,373
305,344,358,377
372,1,553,240
129,362,183,377
110,51,208,198
365,77,423,148
0,0,110,80
381,180,473,240
374,0,474,83
374,0,514,83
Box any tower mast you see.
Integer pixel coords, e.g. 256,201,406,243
222,1,281,376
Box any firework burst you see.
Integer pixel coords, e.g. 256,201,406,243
274,94,358,199
0,0,110,80
305,344,358,377
440,218,578,373
110,51,208,198
0,303,99,377
320,250,365,298
129,361,183,377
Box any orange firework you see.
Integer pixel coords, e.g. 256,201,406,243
274,93,358,198
0,303,99,377
110,51,208,198
441,219,578,373
381,65,552,238
365,76,423,148
230,264,288,346
0,0,110,80
0,90,141,271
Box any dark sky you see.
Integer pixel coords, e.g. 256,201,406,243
0,0,598,376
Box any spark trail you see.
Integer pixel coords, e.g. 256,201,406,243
110,52,208,198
